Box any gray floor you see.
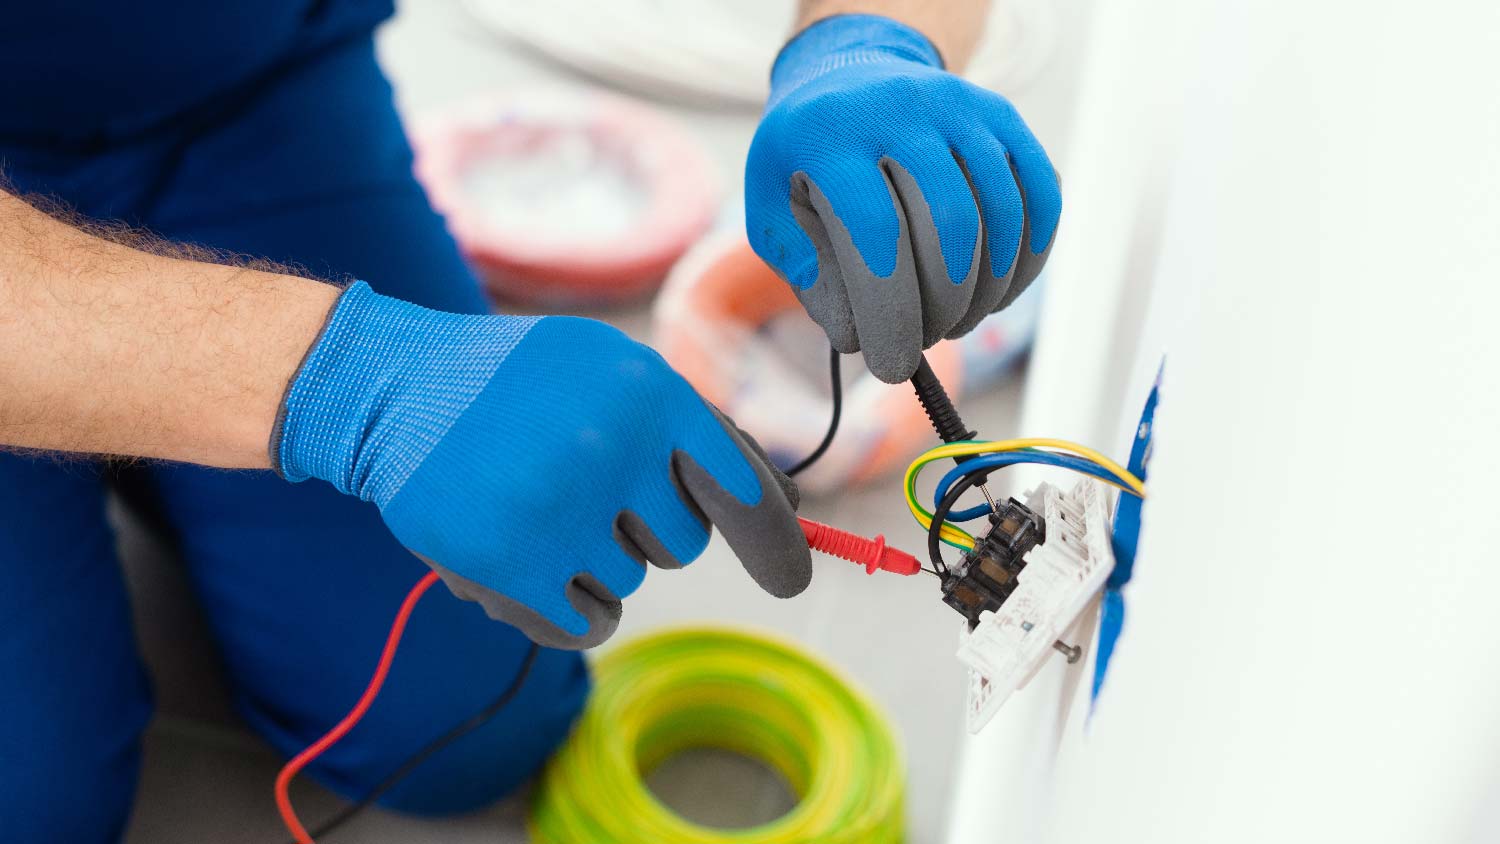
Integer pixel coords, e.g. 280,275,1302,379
120,3,1030,842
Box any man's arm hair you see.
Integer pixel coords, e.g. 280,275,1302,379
795,0,993,71
0,186,341,468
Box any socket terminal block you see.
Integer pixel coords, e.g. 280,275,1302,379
940,498,1047,627
958,479,1116,733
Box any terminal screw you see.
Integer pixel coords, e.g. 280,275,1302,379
1052,640,1082,663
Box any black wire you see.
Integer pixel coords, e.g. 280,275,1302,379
786,344,842,478
292,642,541,843
927,467,995,576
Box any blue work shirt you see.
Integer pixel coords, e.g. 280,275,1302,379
0,1,393,141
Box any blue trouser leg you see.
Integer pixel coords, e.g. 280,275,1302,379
140,462,588,813
0,457,151,842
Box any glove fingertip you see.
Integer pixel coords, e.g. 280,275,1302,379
794,278,859,354
863,341,923,384
758,546,813,599
674,415,814,600
1008,154,1062,256
419,555,619,649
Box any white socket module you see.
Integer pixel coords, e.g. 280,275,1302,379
958,478,1116,733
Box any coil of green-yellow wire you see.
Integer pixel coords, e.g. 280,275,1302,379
530,626,905,844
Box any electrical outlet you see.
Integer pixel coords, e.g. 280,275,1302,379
958,478,1116,733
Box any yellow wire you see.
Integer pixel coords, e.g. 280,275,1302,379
903,438,1146,550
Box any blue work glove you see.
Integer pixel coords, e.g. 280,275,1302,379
746,14,1062,383
272,282,811,649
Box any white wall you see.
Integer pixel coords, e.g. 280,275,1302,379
951,1,1500,841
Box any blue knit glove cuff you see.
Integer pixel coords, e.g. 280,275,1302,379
769,14,944,110
274,281,538,505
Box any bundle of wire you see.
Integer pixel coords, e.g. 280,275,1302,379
903,438,1146,570
529,627,905,844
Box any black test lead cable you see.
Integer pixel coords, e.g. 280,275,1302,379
786,344,842,478
290,643,540,843
909,354,998,517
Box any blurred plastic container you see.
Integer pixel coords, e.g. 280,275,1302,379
412,89,719,306
653,233,1040,494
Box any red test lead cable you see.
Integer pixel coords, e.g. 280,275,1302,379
274,570,441,844
273,521,915,842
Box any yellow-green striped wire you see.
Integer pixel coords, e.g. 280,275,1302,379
904,438,1147,550
530,627,906,844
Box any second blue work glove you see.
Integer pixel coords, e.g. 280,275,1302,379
746,14,1062,382
273,282,811,649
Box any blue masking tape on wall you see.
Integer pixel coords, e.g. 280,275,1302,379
1092,365,1161,701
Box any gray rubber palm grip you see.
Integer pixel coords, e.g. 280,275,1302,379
424,555,624,650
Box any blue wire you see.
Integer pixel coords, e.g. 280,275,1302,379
933,451,1132,522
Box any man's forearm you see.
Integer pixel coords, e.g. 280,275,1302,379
795,0,992,71
0,190,339,468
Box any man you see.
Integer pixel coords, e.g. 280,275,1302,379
0,0,1058,839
